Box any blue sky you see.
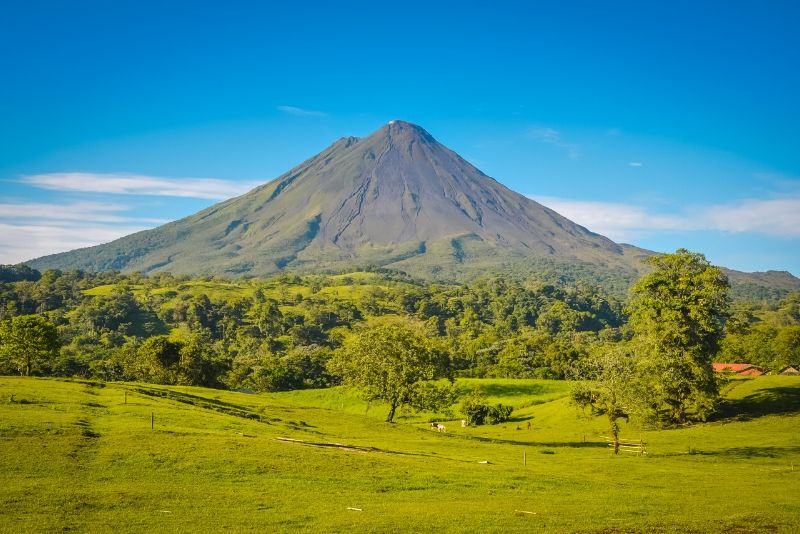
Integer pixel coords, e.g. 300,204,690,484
1,1,799,274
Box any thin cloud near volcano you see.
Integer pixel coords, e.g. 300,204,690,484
21,173,260,200
531,195,800,241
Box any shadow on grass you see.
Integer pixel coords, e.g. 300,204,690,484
466,435,606,449
666,445,800,459
75,418,101,439
131,386,281,423
464,383,546,398
274,436,474,463
506,413,545,423
713,386,800,422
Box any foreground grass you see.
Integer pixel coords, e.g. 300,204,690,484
1,376,798,532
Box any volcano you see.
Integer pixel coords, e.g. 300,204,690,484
27,121,800,296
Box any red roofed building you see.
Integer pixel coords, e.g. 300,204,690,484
712,363,765,376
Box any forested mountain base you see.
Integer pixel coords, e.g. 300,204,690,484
1,265,797,394
0,268,624,388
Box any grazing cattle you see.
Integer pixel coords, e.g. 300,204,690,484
430,422,438,430
437,424,446,433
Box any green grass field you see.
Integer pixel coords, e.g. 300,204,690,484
81,274,412,327
1,376,798,532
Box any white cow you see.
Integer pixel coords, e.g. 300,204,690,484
437,424,446,432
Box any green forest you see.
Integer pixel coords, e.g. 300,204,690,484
1,253,798,414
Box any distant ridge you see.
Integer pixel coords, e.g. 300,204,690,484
27,121,800,298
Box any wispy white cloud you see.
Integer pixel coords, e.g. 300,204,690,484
277,105,327,117
628,161,643,167
528,127,561,144
0,222,150,264
21,173,260,200
4,173,257,262
532,196,691,241
0,201,165,224
526,126,579,159
704,198,800,237
0,201,170,263
530,195,800,241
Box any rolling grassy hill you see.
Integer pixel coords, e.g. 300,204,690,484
1,376,798,532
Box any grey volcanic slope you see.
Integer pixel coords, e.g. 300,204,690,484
27,121,800,296
29,121,632,275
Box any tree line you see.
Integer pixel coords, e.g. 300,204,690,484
0,266,625,385
0,251,798,429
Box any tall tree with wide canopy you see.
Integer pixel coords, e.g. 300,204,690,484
331,319,449,422
628,249,730,424
0,314,60,375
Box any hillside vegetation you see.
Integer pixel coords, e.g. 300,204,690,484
0,268,628,386
1,376,798,532
2,265,798,392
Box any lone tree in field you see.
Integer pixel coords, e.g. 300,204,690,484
0,315,60,376
331,320,449,422
571,345,637,454
628,249,730,424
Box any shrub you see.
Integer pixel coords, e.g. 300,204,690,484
461,389,513,425
485,403,513,424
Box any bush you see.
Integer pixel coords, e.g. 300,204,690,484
461,389,513,425
485,403,513,425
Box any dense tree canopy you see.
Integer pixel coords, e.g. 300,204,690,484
628,249,730,424
0,268,631,388
0,314,60,375
331,320,449,422
1,262,793,418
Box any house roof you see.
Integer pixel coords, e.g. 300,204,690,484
738,368,765,376
712,363,761,373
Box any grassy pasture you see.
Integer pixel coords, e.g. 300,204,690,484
80,274,411,326
273,378,572,423
1,376,798,532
